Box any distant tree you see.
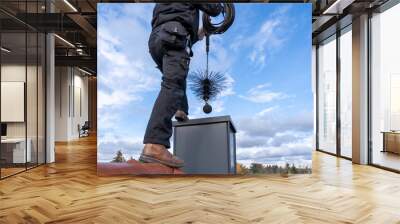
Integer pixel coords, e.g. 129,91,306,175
309,166,312,173
250,163,264,174
272,165,278,174
264,165,271,174
111,150,126,163
129,156,134,161
304,166,312,174
239,162,312,175
237,163,250,175
236,163,242,174
280,163,290,174
290,164,297,174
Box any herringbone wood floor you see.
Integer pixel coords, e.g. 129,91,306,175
1,136,400,224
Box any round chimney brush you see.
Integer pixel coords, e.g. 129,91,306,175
188,70,228,114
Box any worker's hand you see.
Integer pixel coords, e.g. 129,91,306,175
198,27,206,41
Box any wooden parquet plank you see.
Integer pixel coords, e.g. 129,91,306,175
0,135,400,223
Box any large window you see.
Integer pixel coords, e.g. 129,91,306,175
371,3,400,171
317,35,337,154
0,1,46,179
339,27,352,158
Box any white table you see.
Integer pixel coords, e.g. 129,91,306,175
1,138,31,163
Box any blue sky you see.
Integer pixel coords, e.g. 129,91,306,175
97,3,313,167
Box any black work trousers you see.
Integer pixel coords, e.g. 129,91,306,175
143,21,191,148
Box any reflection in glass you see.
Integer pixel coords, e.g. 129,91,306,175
371,4,400,171
38,33,46,165
318,36,337,154
340,28,352,158
27,31,38,169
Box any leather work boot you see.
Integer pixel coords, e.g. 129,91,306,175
174,110,189,122
139,144,184,168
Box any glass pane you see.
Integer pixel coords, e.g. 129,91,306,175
27,31,38,169
340,28,352,158
1,30,27,177
38,32,45,165
26,0,38,169
371,4,400,171
318,36,337,154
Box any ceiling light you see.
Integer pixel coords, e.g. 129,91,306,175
76,48,86,56
78,67,93,76
63,0,78,12
323,0,355,15
1,47,11,53
54,34,75,48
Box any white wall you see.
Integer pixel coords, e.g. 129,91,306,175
55,67,89,141
55,66,69,141
72,73,89,137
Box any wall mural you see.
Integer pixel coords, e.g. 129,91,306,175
97,3,312,175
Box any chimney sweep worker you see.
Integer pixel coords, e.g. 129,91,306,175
139,3,223,168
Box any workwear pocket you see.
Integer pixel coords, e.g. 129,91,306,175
162,50,190,84
161,22,188,50
179,55,190,72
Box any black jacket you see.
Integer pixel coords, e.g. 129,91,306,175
151,3,222,44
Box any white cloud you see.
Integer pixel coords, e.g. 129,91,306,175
219,73,235,97
189,97,225,119
97,109,119,131
97,5,159,111
98,137,144,162
97,4,162,151
98,90,142,109
230,5,293,69
238,109,313,137
210,98,225,113
235,107,313,167
249,19,281,67
239,83,288,103
98,30,128,66
256,106,279,116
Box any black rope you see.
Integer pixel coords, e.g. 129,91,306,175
202,3,235,78
202,3,235,35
